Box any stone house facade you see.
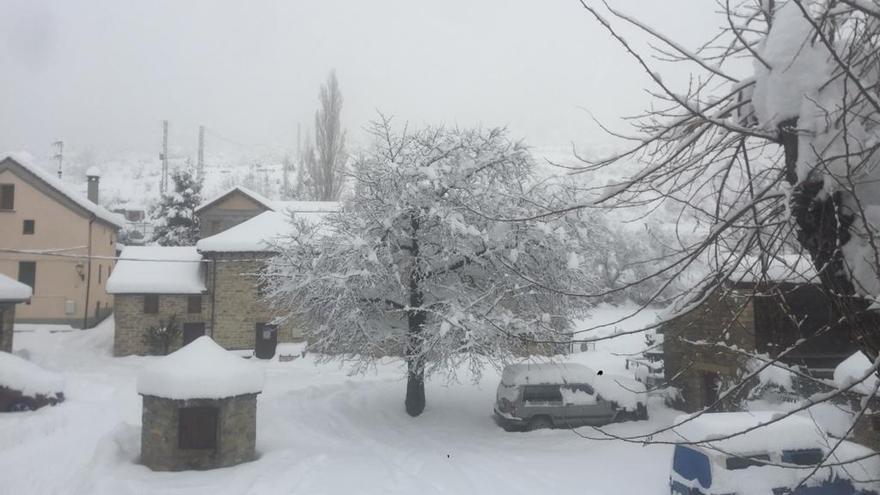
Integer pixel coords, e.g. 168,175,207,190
113,293,212,356
107,246,209,356
0,304,14,353
663,280,857,412
834,353,880,451
204,252,300,350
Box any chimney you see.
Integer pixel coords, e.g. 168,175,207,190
86,167,100,204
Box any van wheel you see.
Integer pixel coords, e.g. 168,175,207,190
527,416,553,431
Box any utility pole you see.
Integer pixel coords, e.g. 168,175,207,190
160,120,169,193
52,141,63,179
197,125,205,182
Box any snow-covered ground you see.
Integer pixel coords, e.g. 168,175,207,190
1,303,873,494
0,304,680,494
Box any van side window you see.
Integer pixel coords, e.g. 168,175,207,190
725,453,770,470
522,385,563,404
781,449,823,466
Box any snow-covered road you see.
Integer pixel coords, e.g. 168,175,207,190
0,307,678,495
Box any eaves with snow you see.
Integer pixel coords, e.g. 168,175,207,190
106,246,206,294
196,201,340,253
194,185,276,213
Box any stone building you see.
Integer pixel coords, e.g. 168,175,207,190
834,352,880,451
662,258,857,412
196,201,338,351
106,246,210,356
137,336,263,471
195,186,275,239
0,273,32,352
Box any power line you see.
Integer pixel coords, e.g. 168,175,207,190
0,247,279,264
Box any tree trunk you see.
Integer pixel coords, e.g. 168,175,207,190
405,354,426,417
404,308,427,416
404,212,427,417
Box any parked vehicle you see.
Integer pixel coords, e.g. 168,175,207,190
0,351,65,412
493,362,647,431
669,412,880,495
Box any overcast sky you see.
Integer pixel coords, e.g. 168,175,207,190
1,1,721,159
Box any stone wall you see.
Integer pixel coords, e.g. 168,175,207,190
0,302,14,353
114,294,212,356
206,252,302,350
662,286,756,412
141,394,258,471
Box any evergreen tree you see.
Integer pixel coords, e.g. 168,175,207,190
151,168,202,246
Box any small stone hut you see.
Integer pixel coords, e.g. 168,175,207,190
834,352,880,451
137,336,264,471
0,273,33,353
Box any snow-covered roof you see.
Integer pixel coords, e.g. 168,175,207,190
728,254,818,284
137,336,264,399
671,411,827,456
501,362,596,386
0,351,64,397
0,153,125,229
106,246,206,294
196,202,339,253
0,273,32,302
195,185,276,213
834,351,879,396
500,362,646,409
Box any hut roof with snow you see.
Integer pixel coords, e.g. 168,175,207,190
137,336,264,400
0,273,32,303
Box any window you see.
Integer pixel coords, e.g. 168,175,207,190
18,261,35,290
522,385,563,405
22,219,34,235
98,265,103,284
187,295,202,314
95,301,101,318
0,184,14,210
781,449,823,466
178,407,218,450
726,453,770,470
143,294,159,314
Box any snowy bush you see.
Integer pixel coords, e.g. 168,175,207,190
141,315,181,356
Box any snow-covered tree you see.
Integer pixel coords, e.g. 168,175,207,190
150,168,202,246
577,0,880,362
568,0,880,470
267,119,602,416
